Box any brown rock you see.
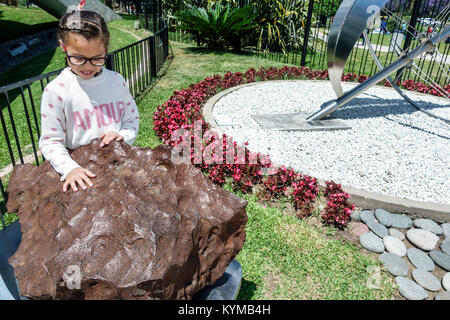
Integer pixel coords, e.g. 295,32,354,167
350,222,370,237
6,139,248,300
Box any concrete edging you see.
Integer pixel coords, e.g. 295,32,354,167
202,80,450,223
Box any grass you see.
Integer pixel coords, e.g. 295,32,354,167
0,5,58,43
231,187,397,300
108,17,152,40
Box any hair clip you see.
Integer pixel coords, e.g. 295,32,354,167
78,0,86,10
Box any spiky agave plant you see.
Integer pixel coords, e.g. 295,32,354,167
174,3,256,50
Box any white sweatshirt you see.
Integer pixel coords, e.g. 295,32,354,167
39,67,139,181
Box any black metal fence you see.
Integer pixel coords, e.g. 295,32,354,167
0,19,169,229
250,0,449,87
170,0,449,87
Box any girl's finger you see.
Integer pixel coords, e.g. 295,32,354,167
85,169,96,178
81,173,93,187
70,181,78,192
100,135,109,147
77,177,87,190
63,181,69,192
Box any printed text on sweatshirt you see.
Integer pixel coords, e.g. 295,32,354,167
39,68,139,181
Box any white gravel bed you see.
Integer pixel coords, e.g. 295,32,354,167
212,80,450,205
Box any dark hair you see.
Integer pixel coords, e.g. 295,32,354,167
58,10,110,49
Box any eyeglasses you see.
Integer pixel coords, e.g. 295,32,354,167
64,52,107,66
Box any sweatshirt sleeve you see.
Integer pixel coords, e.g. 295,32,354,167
117,78,139,145
39,85,81,181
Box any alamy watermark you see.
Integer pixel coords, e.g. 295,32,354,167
63,265,83,290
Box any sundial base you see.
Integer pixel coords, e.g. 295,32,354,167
251,113,351,131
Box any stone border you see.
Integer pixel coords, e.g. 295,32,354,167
202,80,450,223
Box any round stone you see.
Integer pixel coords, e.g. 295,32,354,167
395,276,428,300
440,240,450,255
443,272,450,291
442,223,450,238
383,236,407,257
435,291,450,300
411,269,442,292
390,214,413,229
367,220,389,239
429,251,450,272
406,229,439,251
389,228,405,241
360,210,375,224
413,218,443,235
379,252,409,276
407,248,436,272
360,232,385,253
375,208,393,227
350,222,369,237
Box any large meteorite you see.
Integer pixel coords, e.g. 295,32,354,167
6,139,248,299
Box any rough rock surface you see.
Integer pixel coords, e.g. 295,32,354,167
6,139,248,300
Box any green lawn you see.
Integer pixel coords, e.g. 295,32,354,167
0,6,58,43
108,15,152,41
233,188,397,300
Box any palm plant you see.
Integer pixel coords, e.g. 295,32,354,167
174,3,257,50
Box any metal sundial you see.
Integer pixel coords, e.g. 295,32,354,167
252,0,450,131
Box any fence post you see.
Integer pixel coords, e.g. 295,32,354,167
149,36,157,78
396,0,422,81
158,0,162,31
152,0,158,33
403,0,422,52
164,27,169,58
301,0,315,67
105,52,115,71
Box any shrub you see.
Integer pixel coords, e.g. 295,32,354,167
290,175,319,218
174,3,256,50
321,180,355,229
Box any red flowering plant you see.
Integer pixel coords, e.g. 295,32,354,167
321,180,355,229
222,71,245,89
257,165,299,201
358,74,368,83
290,175,319,218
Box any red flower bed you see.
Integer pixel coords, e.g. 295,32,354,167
153,65,449,228
321,181,355,228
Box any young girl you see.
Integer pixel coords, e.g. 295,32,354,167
39,10,139,193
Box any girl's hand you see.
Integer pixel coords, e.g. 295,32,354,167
63,167,96,192
100,131,124,147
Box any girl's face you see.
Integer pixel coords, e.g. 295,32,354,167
60,33,107,80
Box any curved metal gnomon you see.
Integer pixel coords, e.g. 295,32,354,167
307,0,450,123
